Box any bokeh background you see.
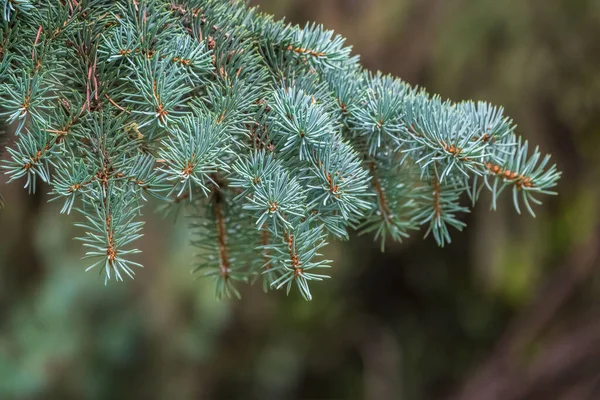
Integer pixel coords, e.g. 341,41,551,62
1,0,600,399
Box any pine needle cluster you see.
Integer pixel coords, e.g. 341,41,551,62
0,0,560,299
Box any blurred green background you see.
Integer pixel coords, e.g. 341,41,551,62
1,0,600,399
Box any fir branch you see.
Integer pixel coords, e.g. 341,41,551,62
0,0,561,299
75,184,144,284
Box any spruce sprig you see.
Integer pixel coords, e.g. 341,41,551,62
0,0,561,300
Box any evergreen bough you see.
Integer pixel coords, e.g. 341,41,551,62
0,0,561,300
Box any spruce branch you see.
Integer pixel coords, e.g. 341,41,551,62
0,0,561,300
75,182,144,284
